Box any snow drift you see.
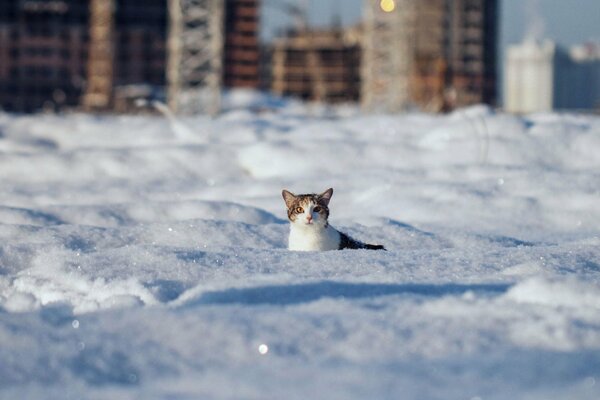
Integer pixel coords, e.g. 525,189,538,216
0,94,599,399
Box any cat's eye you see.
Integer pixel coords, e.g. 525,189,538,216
295,207,304,213
313,206,322,212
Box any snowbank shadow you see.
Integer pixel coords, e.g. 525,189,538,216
478,234,536,247
387,219,437,238
71,347,139,386
188,281,511,307
145,279,189,302
0,206,65,226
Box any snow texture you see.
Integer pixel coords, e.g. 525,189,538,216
0,90,599,399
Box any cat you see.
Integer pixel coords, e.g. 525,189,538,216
282,188,386,251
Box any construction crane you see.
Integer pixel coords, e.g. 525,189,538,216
167,0,224,115
83,0,115,110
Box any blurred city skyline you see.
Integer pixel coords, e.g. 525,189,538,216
262,0,600,103
1,0,597,112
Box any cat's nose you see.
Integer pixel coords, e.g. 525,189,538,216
306,215,313,222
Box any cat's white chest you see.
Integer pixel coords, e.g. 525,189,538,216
288,224,340,251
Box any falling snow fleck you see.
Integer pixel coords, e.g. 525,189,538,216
72,320,80,329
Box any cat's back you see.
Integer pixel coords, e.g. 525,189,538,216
338,231,386,250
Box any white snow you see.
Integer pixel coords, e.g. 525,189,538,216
0,92,599,399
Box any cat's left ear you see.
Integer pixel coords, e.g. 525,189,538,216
318,188,333,206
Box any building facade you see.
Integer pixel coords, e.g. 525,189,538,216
270,28,361,103
504,40,557,113
563,43,600,111
505,40,600,113
362,0,498,112
223,0,260,88
446,0,498,108
0,0,260,113
0,0,90,112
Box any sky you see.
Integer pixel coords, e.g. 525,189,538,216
261,0,600,104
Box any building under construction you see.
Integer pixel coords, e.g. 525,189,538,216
270,28,361,103
0,0,89,112
0,0,260,113
223,0,260,88
1,0,497,113
362,0,498,112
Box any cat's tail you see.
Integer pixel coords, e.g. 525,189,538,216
365,243,386,251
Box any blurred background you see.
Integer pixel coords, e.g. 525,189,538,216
0,0,598,114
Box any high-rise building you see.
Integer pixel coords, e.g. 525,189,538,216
446,0,498,107
504,40,560,113
563,43,600,111
505,40,600,113
0,0,91,112
91,0,167,111
223,0,260,88
0,0,260,113
362,0,498,112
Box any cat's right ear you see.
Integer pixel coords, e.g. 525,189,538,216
282,190,296,208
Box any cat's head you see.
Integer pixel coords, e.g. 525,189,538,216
282,188,333,228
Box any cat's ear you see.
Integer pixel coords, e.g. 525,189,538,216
318,188,333,206
282,189,296,208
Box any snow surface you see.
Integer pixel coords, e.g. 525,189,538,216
1,91,600,399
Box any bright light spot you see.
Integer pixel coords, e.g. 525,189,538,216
380,0,396,12
258,344,269,355
72,319,80,329
497,178,505,185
